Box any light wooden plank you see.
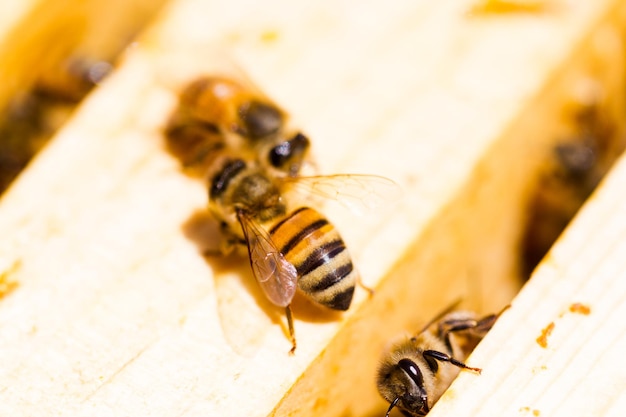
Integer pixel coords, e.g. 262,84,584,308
429,116,626,417
0,0,624,416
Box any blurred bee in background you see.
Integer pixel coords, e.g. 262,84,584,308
377,303,504,416
165,76,310,178
521,92,626,278
0,56,113,194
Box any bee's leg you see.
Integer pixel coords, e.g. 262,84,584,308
203,239,245,257
422,349,482,374
203,222,246,257
286,305,297,355
439,316,487,338
356,276,375,297
472,313,500,333
438,305,510,347
202,249,220,257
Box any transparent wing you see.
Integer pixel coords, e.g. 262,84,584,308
283,174,402,216
418,298,463,334
237,211,297,308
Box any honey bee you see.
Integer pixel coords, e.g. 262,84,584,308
377,304,502,416
165,73,399,352
165,76,310,177
207,154,398,353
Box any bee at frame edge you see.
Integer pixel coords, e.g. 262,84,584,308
377,303,507,416
165,75,310,178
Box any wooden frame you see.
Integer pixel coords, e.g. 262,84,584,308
0,1,624,416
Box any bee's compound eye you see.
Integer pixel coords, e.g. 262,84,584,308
398,359,424,387
269,133,310,171
397,359,429,414
269,141,291,164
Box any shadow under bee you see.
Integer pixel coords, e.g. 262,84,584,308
182,208,342,355
182,206,348,326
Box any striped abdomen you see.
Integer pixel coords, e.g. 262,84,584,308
269,207,357,310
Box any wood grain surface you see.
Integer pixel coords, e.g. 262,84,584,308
0,0,624,416
430,124,626,417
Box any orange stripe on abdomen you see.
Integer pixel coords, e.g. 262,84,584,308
269,207,357,311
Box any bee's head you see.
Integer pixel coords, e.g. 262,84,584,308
378,358,430,416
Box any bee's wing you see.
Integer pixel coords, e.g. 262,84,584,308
417,298,463,334
237,211,297,308
283,174,402,216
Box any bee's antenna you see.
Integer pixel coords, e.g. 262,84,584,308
385,397,399,417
